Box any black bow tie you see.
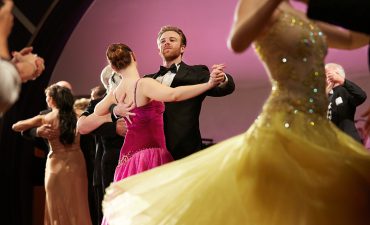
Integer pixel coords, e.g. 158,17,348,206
158,64,177,76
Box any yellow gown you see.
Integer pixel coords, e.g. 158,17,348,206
102,11,370,225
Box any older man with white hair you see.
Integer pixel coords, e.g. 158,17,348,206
325,63,367,142
100,64,122,92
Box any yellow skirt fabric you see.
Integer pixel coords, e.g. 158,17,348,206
103,111,370,225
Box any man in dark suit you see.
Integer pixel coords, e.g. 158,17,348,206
77,68,125,225
78,97,124,225
113,25,235,160
326,63,367,143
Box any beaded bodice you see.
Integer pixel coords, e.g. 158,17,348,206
254,10,328,119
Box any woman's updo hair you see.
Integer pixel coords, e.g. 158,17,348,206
106,43,133,70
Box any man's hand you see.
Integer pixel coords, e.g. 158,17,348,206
13,46,45,77
113,99,136,124
116,118,127,137
37,124,58,139
209,64,226,86
17,46,33,55
12,50,45,82
326,70,345,86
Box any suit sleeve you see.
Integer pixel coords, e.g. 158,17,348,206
21,127,49,151
193,65,235,97
21,127,39,140
90,122,118,137
342,79,367,106
80,98,118,136
80,99,99,117
206,73,235,97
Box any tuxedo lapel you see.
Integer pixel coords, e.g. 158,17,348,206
151,71,162,79
330,87,342,107
171,62,189,87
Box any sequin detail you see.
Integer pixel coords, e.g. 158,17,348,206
117,147,163,166
252,11,328,129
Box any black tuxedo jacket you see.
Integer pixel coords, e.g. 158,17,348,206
145,61,235,159
329,79,367,142
82,98,123,188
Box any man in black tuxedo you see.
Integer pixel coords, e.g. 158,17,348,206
78,96,124,225
113,25,235,160
326,63,367,143
77,68,125,225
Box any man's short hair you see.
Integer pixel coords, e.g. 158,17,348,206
108,72,122,92
157,25,187,47
100,65,114,89
100,65,122,92
90,85,106,99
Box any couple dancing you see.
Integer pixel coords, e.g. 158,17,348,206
94,43,229,181
100,0,370,225
94,26,235,225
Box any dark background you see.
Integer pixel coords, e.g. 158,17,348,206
0,1,93,224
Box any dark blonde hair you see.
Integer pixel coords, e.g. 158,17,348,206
157,25,187,47
90,85,106,100
73,97,90,111
106,43,133,70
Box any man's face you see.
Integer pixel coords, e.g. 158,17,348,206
158,31,185,61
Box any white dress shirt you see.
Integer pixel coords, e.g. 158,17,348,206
155,64,180,87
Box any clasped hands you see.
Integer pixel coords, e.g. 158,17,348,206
12,47,45,82
0,0,45,82
209,64,226,87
